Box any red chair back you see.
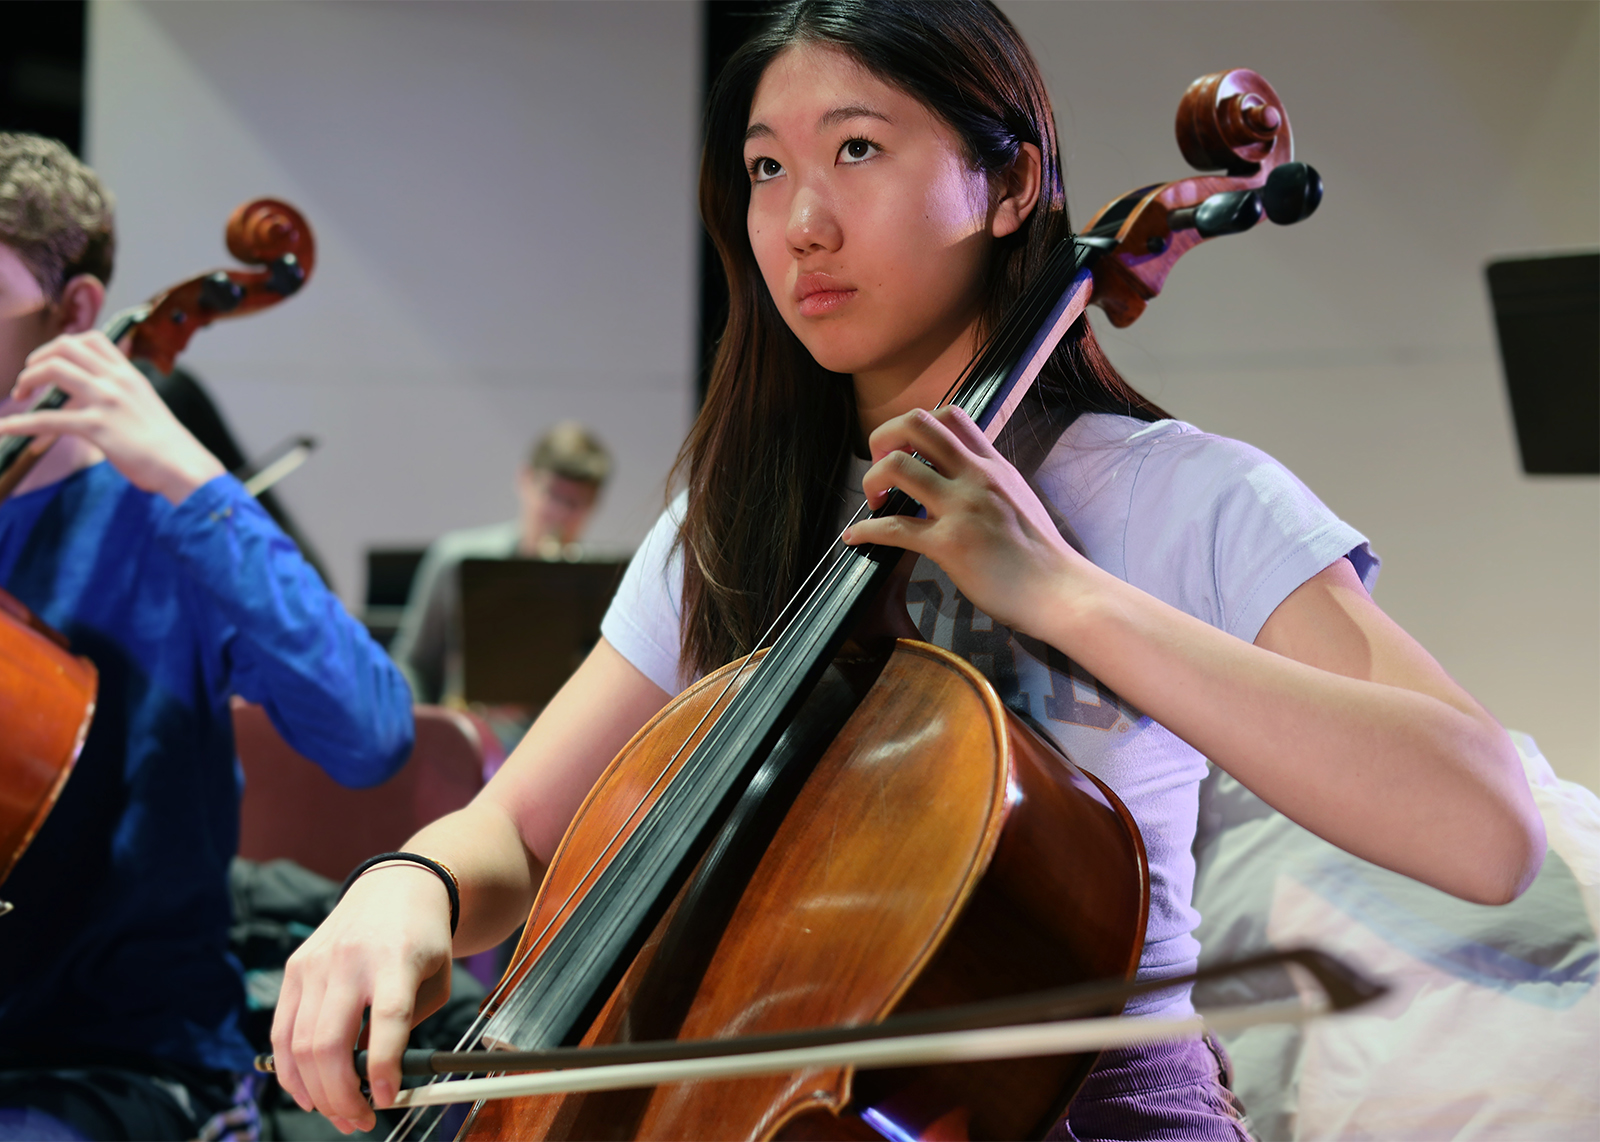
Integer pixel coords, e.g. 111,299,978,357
234,703,486,882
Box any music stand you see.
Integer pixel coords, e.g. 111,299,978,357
1485,251,1599,475
459,558,627,708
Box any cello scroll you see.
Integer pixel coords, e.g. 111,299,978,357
0,198,317,498
123,198,316,374
1085,68,1322,327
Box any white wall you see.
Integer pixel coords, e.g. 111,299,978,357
1001,0,1599,790
88,1,1597,790
86,0,701,585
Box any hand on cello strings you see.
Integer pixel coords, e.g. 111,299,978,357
2,330,225,503
844,405,1081,634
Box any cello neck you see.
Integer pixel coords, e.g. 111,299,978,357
941,238,1097,440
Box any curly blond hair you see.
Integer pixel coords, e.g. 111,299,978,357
529,421,612,486
0,133,115,298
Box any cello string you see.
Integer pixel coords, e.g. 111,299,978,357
471,509,879,1044
405,501,881,1120
379,508,889,1142
384,1102,438,1142
467,501,872,1017
483,507,921,1052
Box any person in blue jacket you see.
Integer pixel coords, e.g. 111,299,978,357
0,133,414,1141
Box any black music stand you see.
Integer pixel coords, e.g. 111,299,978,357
1485,251,1599,475
459,558,627,708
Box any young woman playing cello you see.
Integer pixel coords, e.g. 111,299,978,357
273,2,1544,1136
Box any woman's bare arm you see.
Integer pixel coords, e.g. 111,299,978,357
271,638,670,1133
849,407,1545,907
1045,557,1544,905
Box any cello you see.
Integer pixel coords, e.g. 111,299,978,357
345,67,1326,1142
0,198,315,911
0,589,95,915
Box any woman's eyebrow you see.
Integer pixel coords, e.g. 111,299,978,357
744,104,894,145
817,104,892,130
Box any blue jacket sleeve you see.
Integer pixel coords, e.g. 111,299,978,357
151,474,415,788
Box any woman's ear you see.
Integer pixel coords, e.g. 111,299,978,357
51,274,106,336
990,142,1042,239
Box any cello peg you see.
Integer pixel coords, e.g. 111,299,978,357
1263,162,1324,225
266,254,306,297
197,272,245,314
1167,189,1264,238
1238,95,1281,137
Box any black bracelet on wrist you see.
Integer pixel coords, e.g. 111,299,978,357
339,851,461,936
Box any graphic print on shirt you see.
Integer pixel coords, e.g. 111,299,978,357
907,562,1142,734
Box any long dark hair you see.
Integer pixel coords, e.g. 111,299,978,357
673,0,1166,679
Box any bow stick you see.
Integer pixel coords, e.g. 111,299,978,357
394,1001,1308,1109
255,948,1383,1109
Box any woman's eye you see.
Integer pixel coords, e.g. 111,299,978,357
839,138,879,164
749,156,784,183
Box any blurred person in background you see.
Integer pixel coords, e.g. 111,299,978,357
390,420,612,707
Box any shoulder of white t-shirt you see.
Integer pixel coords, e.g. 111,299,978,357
1063,412,1194,451
1068,414,1278,475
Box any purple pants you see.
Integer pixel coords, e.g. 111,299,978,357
1046,1034,1254,1141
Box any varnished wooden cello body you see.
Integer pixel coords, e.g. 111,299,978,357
0,589,96,912
399,68,1322,1142
0,199,315,909
471,642,1147,1140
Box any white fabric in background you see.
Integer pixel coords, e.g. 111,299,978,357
1194,732,1600,1140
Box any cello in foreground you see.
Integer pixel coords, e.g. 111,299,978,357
369,68,1323,1141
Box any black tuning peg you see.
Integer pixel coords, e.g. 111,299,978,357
1166,190,1262,239
1178,189,1264,239
1263,161,1323,225
197,272,245,314
266,254,306,297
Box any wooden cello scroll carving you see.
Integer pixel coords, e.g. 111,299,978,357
1085,68,1322,328
0,198,317,500
1176,68,1289,173
125,198,316,374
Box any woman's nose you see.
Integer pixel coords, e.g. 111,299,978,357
786,185,842,256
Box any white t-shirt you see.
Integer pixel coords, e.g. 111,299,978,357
600,413,1379,1017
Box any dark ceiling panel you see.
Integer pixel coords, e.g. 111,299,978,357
0,1,86,155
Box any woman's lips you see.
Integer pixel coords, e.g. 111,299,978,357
794,274,857,318
796,288,857,317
